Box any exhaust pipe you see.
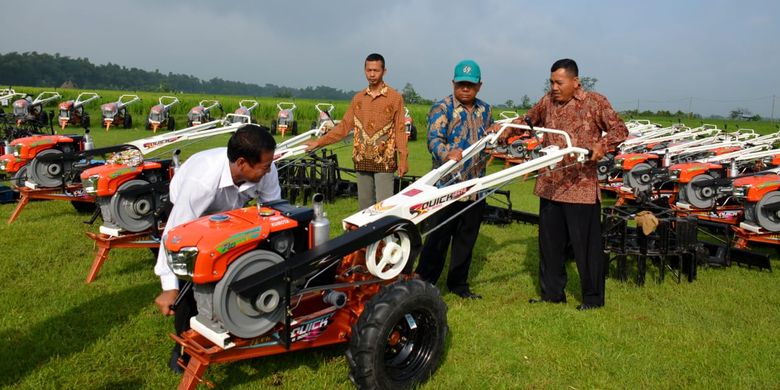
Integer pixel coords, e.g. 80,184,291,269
310,193,330,247
83,129,94,151
172,149,182,172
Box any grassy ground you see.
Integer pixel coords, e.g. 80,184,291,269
0,96,779,389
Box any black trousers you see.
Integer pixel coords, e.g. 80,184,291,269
415,200,485,293
538,198,605,305
172,280,197,359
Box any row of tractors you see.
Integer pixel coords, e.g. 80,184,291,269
594,120,780,251
1,90,420,142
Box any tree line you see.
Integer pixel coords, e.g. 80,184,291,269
0,51,357,100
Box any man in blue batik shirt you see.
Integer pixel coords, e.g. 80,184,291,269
415,59,493,299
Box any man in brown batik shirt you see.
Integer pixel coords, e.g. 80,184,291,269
305,53,408,210
512,58,628,310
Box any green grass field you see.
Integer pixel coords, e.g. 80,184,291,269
1,89,779,389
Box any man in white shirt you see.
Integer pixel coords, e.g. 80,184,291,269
153,124,281,372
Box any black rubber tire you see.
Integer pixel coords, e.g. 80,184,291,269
270,119,277,135
409,125,417,141
83,114,91,129
145,119,151,130
292,121,298,135
347,279,448,390
168,116,176,131
311,120,318,130
71,201,97,214
125,114,133,129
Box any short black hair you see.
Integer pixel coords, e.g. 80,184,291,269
365,53,385,69
227,124,276,165
551,58,579,77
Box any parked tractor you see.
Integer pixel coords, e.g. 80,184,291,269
225,100,258,124
732,172,780,232
82,117,329,236
162,124,588,389
311,102,335,131
101,95,140,131
58,92,100,131
145,96,179,132
11,91,61,130
186,100,221,127
0,131,95,192
271,101,297,137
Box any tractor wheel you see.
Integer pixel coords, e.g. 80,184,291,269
410,125,417,141
109,179,158,232
292,121,298,135
311,120,317,130
70,201,96,214
125,114,133,129
168,116,176,131
11,165,28,188
83,114,91,129
755,191,780,232
145,120,151,130
29,149,67,188
347,279,447,390
270,119,277,135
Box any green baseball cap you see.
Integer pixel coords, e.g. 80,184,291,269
453,59,481,83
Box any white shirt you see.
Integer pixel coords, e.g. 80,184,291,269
154,147,281,290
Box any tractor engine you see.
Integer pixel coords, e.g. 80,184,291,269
166,197,329,342
148,105,164,123
12,98,32,120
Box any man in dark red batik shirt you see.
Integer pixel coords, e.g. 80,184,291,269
512,58,628,310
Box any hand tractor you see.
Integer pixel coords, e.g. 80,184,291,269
101,94,140,131
186,100,221,127
11,91,61,132
271,101,297,137
670,134,780,211
226,100,258,124
403,106,418,141
146,96,180,132
0,130,96,189
161,123,589,389
311,102,335,131
58,92,100,131
6,115,254,224
81,115,324,236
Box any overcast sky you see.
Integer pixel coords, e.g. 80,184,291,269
2,0,779,118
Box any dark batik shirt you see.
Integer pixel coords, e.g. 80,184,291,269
526,89,628,204
427,95,493,184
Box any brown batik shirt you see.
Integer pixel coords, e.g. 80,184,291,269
526,89,628,204
315,84,407,173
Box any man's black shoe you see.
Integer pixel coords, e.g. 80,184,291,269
576,303,603,311
528,297,566,304
453,289,482,300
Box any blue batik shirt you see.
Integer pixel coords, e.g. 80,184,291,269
427,95,493,186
